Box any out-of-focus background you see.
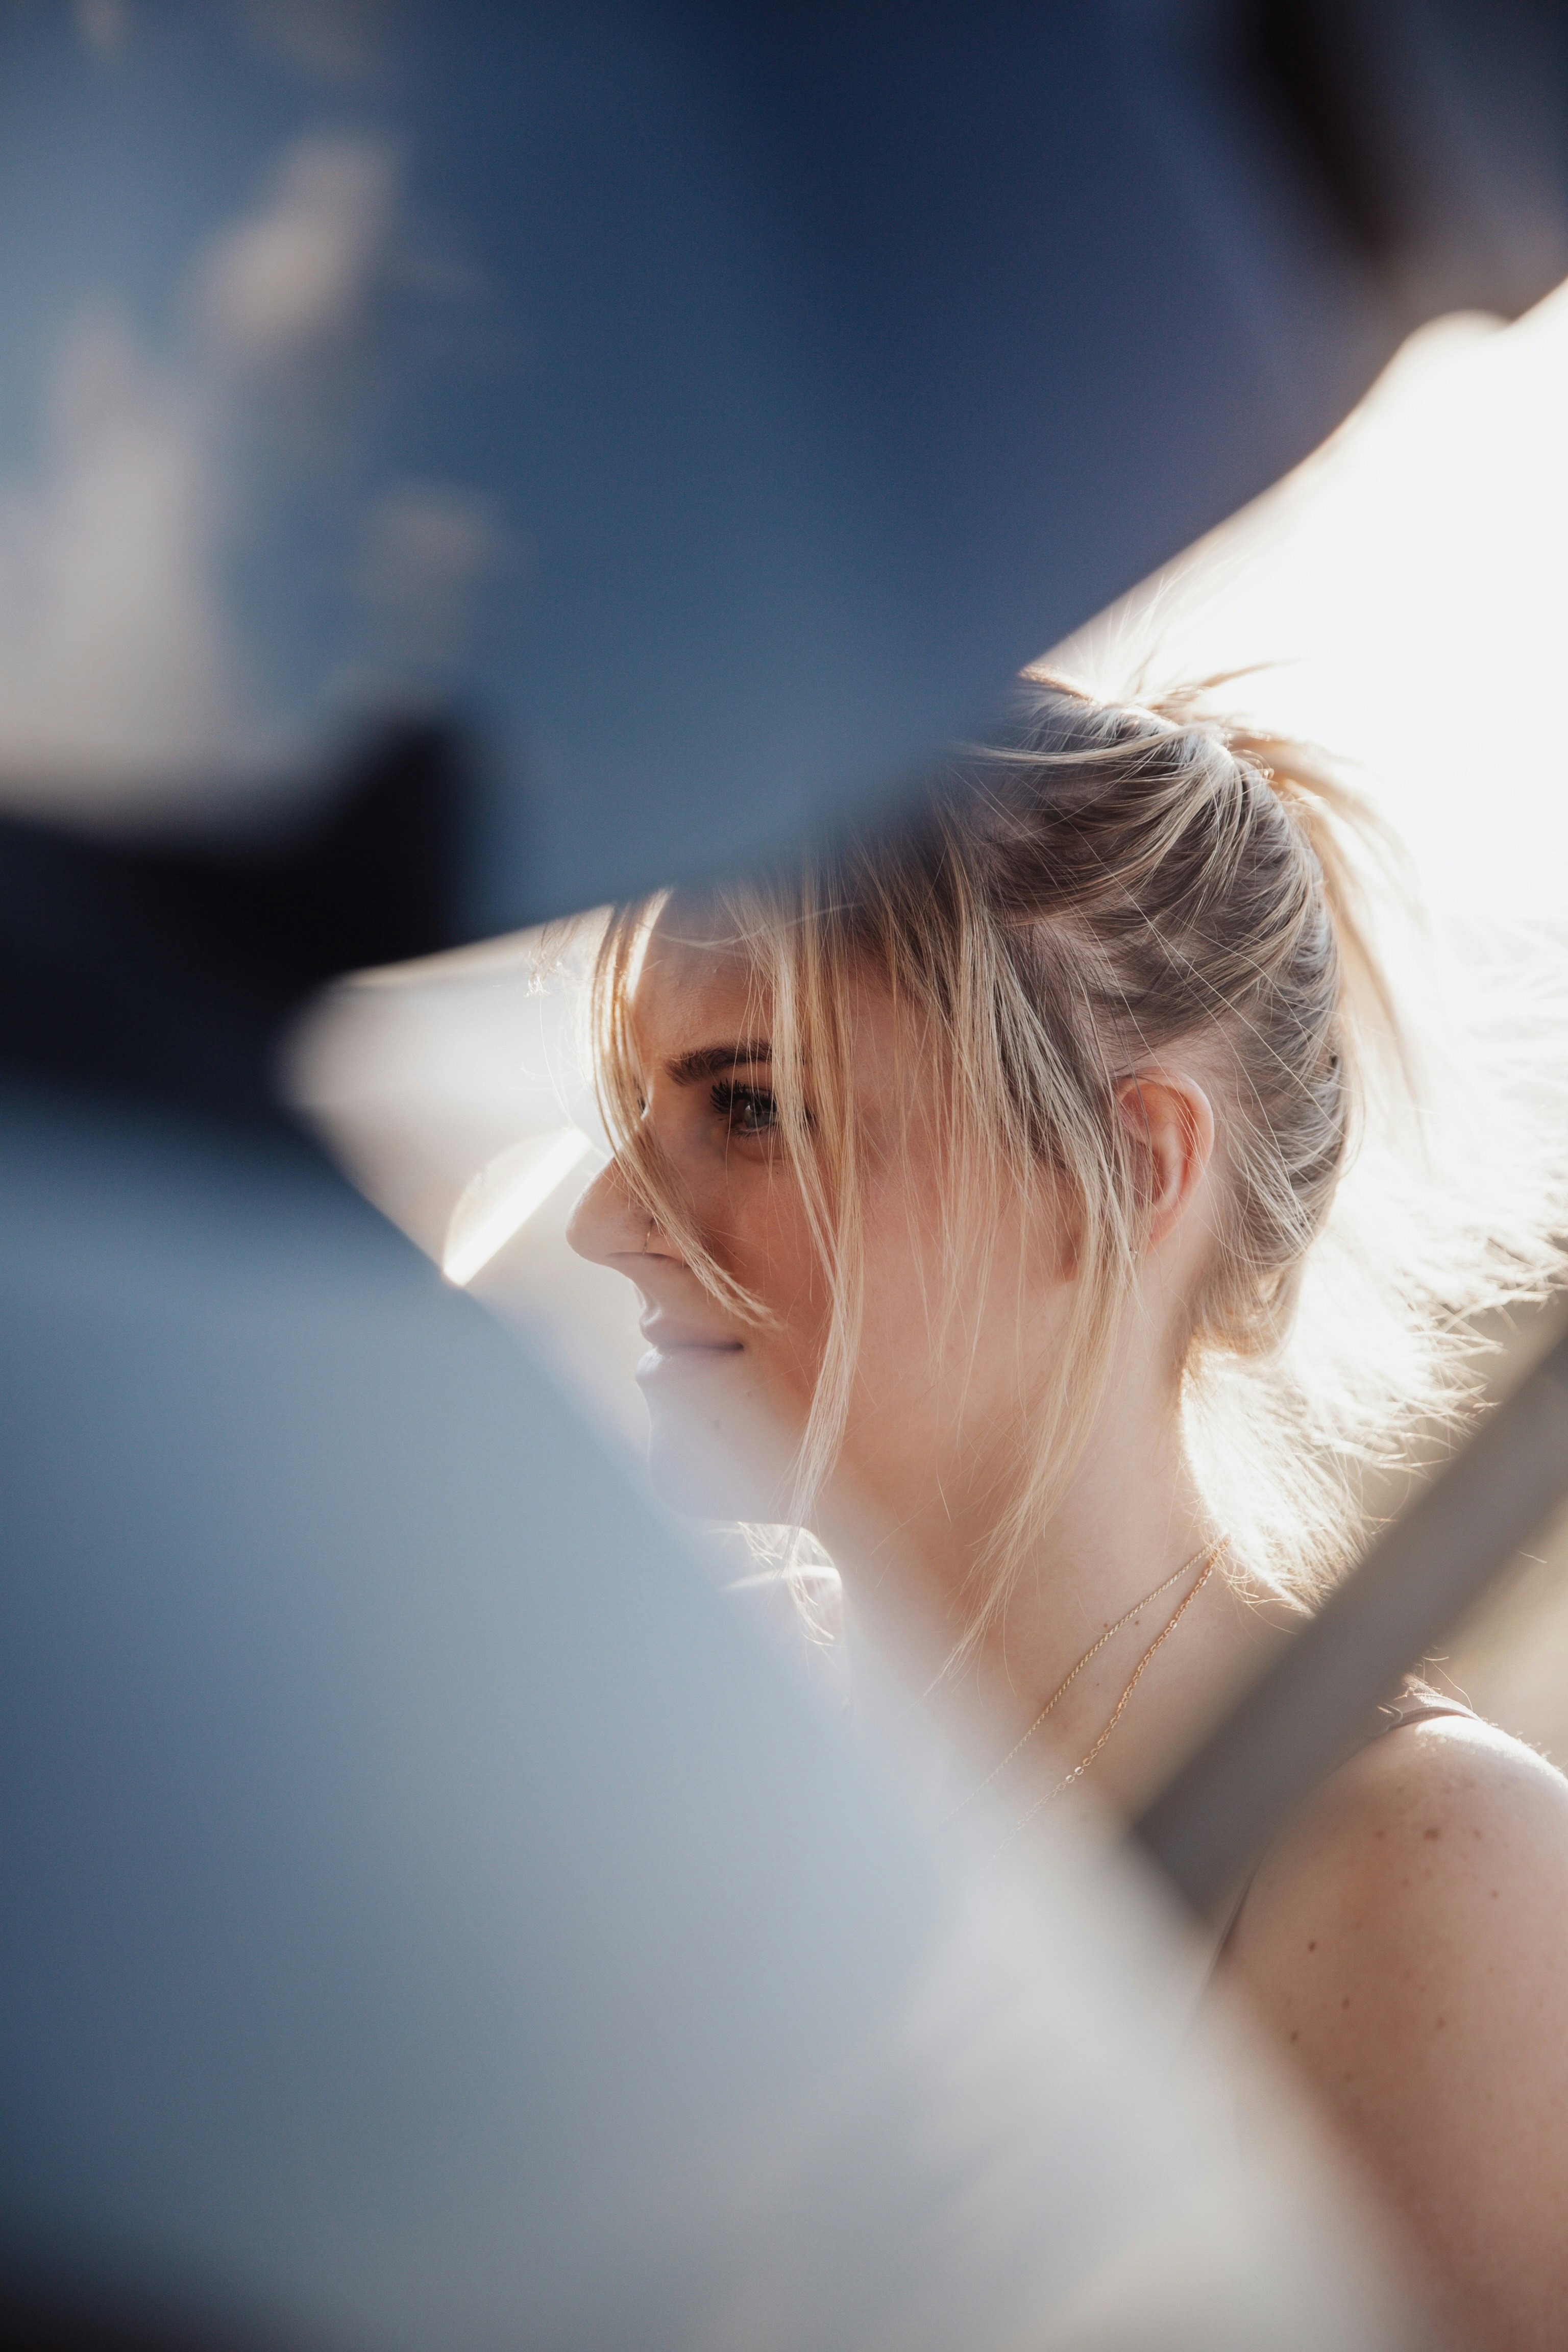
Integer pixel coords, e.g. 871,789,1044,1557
5,6,1568,2347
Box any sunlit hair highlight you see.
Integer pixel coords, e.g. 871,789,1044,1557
591,676,1567,1655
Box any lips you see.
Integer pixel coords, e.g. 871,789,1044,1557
635,1320,744,1384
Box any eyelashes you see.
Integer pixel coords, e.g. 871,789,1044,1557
710,1077,780,1137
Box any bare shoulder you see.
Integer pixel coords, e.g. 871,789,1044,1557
1230,1710,1568,1987
1227,1714,1568,2348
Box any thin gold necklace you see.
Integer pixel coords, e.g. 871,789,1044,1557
936,1533,1228,1835
992,1540,1224,1857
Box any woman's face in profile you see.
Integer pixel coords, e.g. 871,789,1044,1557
568,906,1073,1545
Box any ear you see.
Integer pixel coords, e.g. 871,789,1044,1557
1114,1070,1215,1250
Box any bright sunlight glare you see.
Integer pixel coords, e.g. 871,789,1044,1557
1054,276,1568,925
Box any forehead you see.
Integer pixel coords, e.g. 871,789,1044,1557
633,899,906,1089
634,904,764,1055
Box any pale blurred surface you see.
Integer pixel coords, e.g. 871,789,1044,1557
1054,276,1568,924
286,929,650,1457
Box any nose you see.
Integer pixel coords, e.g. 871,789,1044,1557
566,1156,656,1271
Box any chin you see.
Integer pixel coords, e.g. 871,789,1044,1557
638,1351,798,1522
645,1433,783,1521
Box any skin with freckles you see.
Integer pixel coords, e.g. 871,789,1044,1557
1230,1719,1568,2351
567,904,1568,2352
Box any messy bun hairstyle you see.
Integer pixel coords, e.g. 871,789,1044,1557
592,676,1566,1650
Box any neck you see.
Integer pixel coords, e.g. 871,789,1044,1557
816,1388,1238,1802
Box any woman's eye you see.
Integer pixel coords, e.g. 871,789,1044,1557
711,1079,779,1137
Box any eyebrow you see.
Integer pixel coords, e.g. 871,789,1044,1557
663,1040,773,1086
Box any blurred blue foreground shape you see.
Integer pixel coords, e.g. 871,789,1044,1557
3,3,1560,921
0,1085,1416,2349
0,1084,933,2345
2,3,1564,2344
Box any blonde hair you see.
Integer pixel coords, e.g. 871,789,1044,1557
591,676,1567,1650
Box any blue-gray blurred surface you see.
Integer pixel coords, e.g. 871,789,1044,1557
11,1,1554,929
0,1082,937,2343
0,1101,1424,2352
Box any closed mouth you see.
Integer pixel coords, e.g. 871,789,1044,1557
635,1331,744,1381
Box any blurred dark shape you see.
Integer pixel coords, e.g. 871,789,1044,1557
0,725,470,1128
0,2268,268,2352
1227,0,1568,320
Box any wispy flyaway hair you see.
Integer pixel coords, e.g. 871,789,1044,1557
591,676,1568,1652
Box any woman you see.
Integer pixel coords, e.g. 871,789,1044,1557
567,676,1568,2349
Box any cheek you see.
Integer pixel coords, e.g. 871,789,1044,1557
836,1192,946,1432
640,1178,829,1521
849,1267,950,1428
849,1198,1068,1435
715,1175,830,1406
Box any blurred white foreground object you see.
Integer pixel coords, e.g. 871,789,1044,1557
288,929,651,1448
442,1126,594,1287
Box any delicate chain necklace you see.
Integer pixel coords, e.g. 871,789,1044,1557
937,1533,1228,1839
993,1541,1223,1855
